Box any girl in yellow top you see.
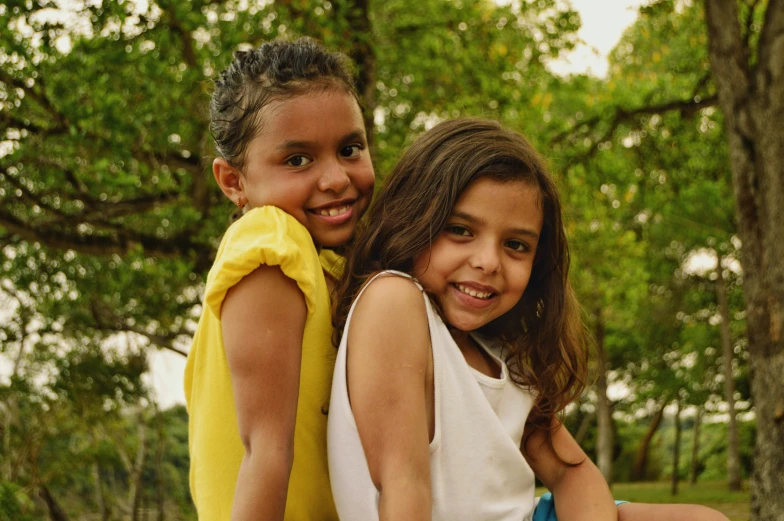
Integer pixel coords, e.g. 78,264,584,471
184,38,374,521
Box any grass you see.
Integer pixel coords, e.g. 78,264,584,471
537,481,750,521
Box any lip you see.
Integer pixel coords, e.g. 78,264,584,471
450,282,498,309
309,197,357,211
307,198,357,226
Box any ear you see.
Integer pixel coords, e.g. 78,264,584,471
213,158,245,204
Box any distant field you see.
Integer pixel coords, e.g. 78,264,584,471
537,481,749,521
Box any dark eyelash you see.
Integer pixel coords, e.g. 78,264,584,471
445,225,470,235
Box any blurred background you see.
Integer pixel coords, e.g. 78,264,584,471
2,0,782,520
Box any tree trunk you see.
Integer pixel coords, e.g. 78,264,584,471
594,306,614,484
671,398,682,496
2,404,10,481
704,1,784,518
4,299,29,481
345,0,377,149
93,462,110,521
574,411,595,446
156,412,166,521
716,258,742,491
631,398,667,481
38,485,71,521
690,406,703,485
130,417,147,521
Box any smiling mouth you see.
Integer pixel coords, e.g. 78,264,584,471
454,283,495,300
310,203,352,217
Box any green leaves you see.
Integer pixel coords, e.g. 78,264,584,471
0,0,761,510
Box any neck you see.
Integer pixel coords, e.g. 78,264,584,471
448,327,472,350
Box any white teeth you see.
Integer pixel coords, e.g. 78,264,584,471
455,284,493,299
317,204,350,217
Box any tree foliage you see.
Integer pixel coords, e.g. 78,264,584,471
2,0,780,518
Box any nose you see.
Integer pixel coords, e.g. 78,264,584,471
318,159,351,194
469,241,500,274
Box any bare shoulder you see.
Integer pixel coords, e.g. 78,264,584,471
228,264,303,302
354,273,426,315
347,273,430,361
223,264,306,323
222,265,306,378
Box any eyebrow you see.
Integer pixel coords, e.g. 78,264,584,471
451,210,540,240
275,129,367,152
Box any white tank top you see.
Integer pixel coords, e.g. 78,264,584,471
328,271,537,521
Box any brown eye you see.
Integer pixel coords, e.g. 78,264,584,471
445,225,471,237
286,155,312,167
506,240,529,253
340,144,362,158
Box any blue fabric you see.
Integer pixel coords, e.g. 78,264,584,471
532,493,628,521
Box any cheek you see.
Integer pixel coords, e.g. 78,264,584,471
412,248,433,278
255,176,294,200
355,167,375,194
518,275,534,297
507,265,533,295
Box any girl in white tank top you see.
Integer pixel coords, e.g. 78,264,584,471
328,118,729,521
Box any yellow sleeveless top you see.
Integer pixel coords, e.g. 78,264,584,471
184,206,341,521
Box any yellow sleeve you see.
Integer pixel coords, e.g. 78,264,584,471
204,206,321,320
319,248,345,280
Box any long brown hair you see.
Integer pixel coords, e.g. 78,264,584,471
334,118,589,452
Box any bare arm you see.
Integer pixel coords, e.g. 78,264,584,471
221,265,306,521
346,276,433,521
524,420,617,521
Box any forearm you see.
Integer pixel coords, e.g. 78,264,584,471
231,447,293,521
378,476,431,521
551,460,617,521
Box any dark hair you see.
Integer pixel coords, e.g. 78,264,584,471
210,37,359,170
334,118,589,456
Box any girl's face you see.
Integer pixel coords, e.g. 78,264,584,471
413,177,543,332
239,90,375,247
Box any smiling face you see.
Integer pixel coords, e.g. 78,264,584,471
413,177,544,333
235,89,375,247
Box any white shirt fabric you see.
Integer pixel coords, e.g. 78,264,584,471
328,271,537,521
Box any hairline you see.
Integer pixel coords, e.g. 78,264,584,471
235,80,362,170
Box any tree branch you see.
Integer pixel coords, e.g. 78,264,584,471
0,111,66,137
550,94,718,162
2,165,184,229
88,299,190,357
111,327,189,357
0,69,69,131
2,168,73,220
0,206,210,261
690,71,715,99
162,3,198,68
130,148,202,173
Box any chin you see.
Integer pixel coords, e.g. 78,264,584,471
445,316,483,333
314,233,352,249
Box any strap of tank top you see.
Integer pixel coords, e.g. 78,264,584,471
342,270,423,329
355,269,423,299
